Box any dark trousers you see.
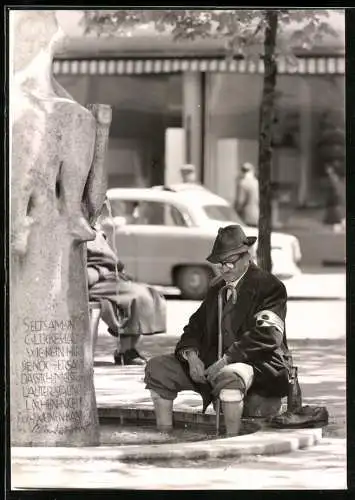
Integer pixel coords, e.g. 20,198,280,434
144,353,253,400
145,354,197,400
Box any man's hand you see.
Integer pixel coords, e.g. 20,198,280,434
185,351,207,384
205,356,228,383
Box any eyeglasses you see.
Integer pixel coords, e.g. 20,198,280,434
217,252,247,268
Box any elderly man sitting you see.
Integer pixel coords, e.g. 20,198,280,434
145,225,293,435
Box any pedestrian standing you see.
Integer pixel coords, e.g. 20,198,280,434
323,165,345,232
180,164,198,184
234,162,259,227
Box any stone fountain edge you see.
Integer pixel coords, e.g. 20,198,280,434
12,424,322,463
11,404,324,463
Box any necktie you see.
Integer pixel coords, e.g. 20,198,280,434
225,285,236,304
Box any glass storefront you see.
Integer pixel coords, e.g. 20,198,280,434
56,73,183,188
57,68,344,207
204,72,345,207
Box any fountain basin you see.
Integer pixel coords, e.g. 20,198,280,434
98,404,268,430
99,419,259,447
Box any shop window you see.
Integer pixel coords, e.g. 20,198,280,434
56,73,183,189
91,74,183,188
204,72,345,206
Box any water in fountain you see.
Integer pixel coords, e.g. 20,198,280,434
100,420,259,446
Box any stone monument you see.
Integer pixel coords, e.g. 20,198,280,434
10,10,112,446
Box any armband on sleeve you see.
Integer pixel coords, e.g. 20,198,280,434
255,310,284,335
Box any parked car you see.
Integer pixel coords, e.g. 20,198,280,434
103,186,302,300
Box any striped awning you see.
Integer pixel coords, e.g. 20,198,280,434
53,56,345,76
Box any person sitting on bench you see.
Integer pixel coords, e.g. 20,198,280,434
87,224,167,366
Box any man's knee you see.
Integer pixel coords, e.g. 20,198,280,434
216,369,246,392
220,363,254,391
213,370,246,396
145,354,168,379
145,354,179,383
144,354,180,400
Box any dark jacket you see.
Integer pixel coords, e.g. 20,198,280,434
175,263,292,408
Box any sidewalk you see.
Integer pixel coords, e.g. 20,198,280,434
12,438,346,489
93,334,346,436
274,271,345,300
11,335,347,490
279,208,346,268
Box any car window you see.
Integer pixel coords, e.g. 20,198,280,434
203,204,243,224
141,202,188,227
109,200,142,224
140,202,164,225
109,199,189,227
167,205,188,227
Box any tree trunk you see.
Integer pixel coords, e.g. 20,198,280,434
256,10,278,272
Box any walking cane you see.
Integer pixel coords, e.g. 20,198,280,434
215,284,235,436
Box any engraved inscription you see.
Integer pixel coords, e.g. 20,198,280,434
19,317,87,434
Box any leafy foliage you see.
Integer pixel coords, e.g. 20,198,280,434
82,9,338,59
82,9,340,272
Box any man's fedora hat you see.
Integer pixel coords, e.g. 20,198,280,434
206,225,257,264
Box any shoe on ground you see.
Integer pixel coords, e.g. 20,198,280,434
113,348,147,366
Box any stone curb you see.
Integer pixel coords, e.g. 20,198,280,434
12,428,322,463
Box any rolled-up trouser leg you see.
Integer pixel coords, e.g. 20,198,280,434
145,354,196,431
150,390,173,432
212,363,254,436
220,389,244,436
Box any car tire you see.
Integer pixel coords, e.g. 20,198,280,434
176,266,214,301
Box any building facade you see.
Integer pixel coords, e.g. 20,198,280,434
54,12,345,208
